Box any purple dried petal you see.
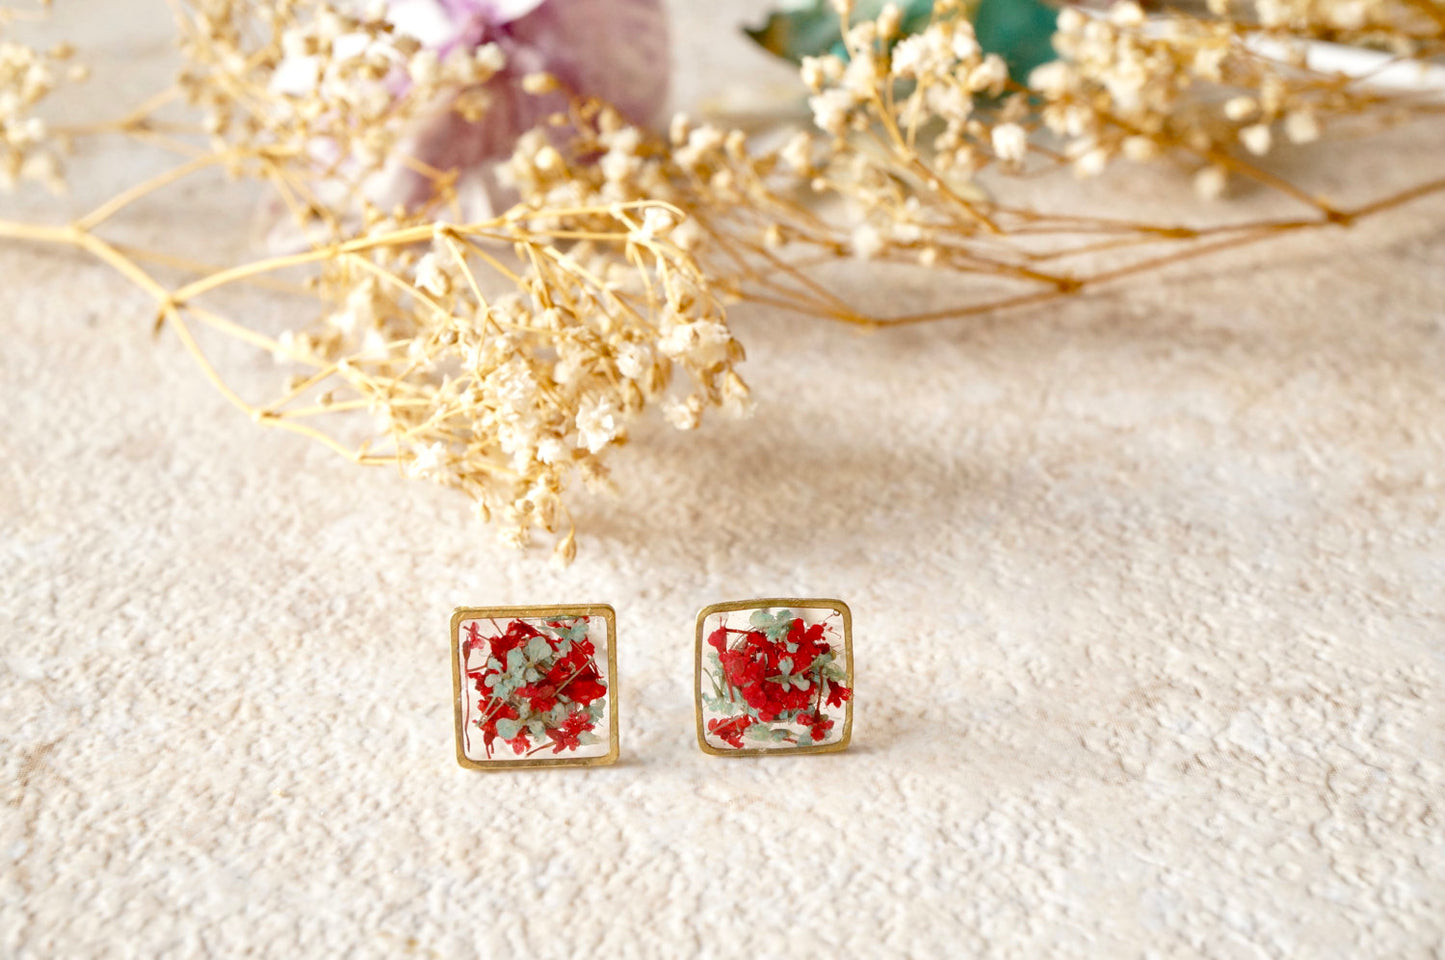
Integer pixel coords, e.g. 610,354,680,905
505,0,670,127
387,0,670,214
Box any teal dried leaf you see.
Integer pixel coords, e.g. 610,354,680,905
747,0,1057,81
524,636,551,662
527,719,547,741
504,648,525,674
973,0,1058,81
745,0,934,64
494,718,521,740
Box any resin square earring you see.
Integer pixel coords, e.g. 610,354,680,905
452,604,620,769
694,598,854,756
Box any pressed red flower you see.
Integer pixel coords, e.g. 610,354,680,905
564,673,607,707
547,709,593,753
700,608,850,752
707,715,753,749
458,614,610,762
490,618,541,658
515,683,558,712
706,625,731,654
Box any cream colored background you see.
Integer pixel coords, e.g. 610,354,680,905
3,2,1444,957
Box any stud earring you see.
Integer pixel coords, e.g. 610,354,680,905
694,597,854,756
451,604,620,769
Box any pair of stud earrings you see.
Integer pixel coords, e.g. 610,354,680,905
450,598,856,770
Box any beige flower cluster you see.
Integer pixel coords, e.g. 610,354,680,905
1029,3,1396,197
1240,0,1443,48
174,0,504,216
0,28,84,192
268,203,747,559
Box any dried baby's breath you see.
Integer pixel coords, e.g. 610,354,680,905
1,0,1441,561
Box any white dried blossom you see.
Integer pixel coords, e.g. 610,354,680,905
414,252,451,297
657,319,732,368
1,39,80,192
1240,122,1273,155
629,206,676,244
1194,165,1229,200
850,222,885,260
614,341,653,380
406,441,447,479
1285,109,1320,144
662,396,703,431
575,395,621,453
809,88,858,138
991,123,1029,164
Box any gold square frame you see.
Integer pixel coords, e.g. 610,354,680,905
694,597,854,758
451,603,620,770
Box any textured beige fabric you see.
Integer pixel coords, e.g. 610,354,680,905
3,3,1445,957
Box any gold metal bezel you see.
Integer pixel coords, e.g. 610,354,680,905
451,603,620,770
693,597,854,758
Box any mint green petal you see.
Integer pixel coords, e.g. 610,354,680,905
973,0,1059,81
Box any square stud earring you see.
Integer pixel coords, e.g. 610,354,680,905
694,598,854,757
451,604,620,769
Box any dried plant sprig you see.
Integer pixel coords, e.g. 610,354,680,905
0,19,86,192
633,0,1445,327
173,0,508,227
1,0,1442,562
